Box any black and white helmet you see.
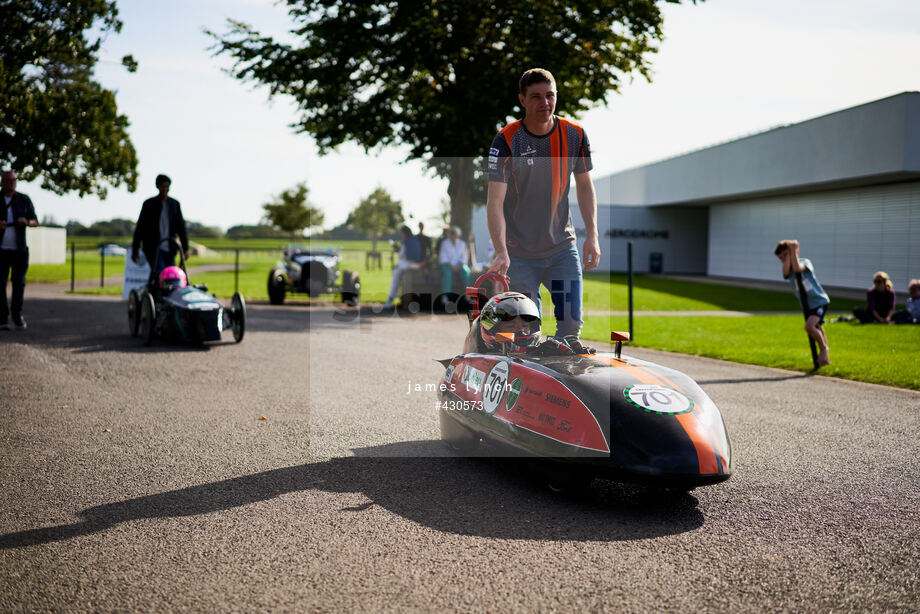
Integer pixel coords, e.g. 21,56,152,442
478,292,541,348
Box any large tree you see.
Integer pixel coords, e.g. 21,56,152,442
1,0,139,198
209,0,697,235
262,182,325,237
346,187,403,253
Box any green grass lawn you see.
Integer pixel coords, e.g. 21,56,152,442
53,250,918,391
579,314,920,391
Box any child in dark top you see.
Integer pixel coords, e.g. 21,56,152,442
892,279,920,324
853,271,896,323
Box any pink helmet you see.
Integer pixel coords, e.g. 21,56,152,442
158,266,187,291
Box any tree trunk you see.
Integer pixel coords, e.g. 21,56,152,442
447,156,474,241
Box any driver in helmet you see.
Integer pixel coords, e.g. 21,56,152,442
158,265,187,293
464,291,596,356
464,292,541,354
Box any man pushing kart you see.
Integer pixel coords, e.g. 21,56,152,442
486,68,600,344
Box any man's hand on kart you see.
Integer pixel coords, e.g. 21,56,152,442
489,250,511,276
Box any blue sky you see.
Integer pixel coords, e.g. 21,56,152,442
21,0,920,231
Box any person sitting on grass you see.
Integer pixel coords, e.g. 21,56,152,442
774,239,830,366
853,271,896,324
892,279,920,324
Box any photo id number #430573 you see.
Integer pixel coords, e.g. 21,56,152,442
437,399,484,411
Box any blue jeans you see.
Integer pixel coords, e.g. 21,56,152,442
439,263,470,295
507,245,582,339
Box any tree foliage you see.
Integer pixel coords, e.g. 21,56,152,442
262,182,325,236
346,187,404,252
208,0,698,234
0,0,139,198
227,224,290,239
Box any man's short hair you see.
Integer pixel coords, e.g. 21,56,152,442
449,226,461,236
155,174,171,186
909,279,920,291
519,68,555,95
773,241,789,256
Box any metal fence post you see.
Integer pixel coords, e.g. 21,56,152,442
234,248,239,294
70,242,75,292
100,249,105,287
627,241,634,341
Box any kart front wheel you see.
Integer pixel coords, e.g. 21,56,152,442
139,292,156,346
230,291,246,343
127,289,140,337
268,269,286,305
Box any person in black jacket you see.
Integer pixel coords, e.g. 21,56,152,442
0,170,39,329
131,174,189,283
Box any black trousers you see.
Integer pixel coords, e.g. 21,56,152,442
0,248,29,320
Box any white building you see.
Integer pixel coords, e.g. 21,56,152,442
472,92,920,291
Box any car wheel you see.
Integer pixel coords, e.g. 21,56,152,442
341,270,360,306
127,289,140,337
231,291,246,343
399,292,423,314
139,292,156,346
268,269,286,305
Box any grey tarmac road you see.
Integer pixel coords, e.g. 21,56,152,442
1,289,919,613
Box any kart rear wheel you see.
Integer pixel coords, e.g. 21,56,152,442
127,289,140,337
341,270,360,306
139,292,156,346
230,291,246,343
268,269,286,305
540,463,594,494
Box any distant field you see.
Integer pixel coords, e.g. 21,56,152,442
62,236,379,252
44,244,918,390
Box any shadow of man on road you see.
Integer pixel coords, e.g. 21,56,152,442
0,441,704,549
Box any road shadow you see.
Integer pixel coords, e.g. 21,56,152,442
7,297,310,353
0,441,703,548
696,373,816,386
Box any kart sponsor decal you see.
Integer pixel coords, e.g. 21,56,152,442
460,366,485,394
496,363,608,453
443,364,455,384
623,385,694,415
482,361,510,415
182,290,213,303
523,385,543,397
448,356,608,453
505,379,522,411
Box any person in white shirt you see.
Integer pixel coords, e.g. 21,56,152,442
438,226,471,300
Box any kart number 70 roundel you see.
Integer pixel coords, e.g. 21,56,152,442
623,384,694,415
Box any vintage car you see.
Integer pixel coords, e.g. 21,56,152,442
267,246,359,306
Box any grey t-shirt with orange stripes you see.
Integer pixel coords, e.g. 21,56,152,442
488,116,592,259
